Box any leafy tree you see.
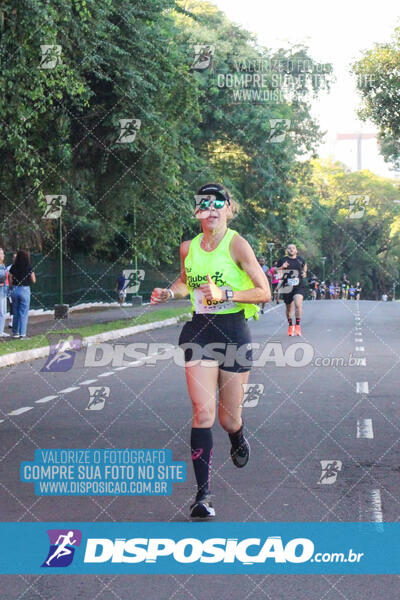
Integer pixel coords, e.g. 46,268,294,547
353,26,400,172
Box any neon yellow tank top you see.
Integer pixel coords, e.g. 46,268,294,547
184,228,259,320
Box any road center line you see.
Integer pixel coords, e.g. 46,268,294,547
58,386,80,394
7,407,34,416
356,381,369,394
79,379,98,385
367,489,383,523
35,395,58,404
357,418,374,438
356,346,365,352
98,372,114,378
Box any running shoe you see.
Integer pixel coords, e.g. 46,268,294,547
230,437,250,468
295,324,301,336
288,325,294,336
190,495,215,519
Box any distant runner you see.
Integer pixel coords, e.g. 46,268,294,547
355,282,362,300
269,260,281,304
274,243,307,336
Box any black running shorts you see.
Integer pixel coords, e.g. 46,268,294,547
178,310,252,372
281,285,306,305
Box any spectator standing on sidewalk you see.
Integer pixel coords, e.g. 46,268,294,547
115,272,126,306
0,248,9,337
6,252,16,330
9,250,36,339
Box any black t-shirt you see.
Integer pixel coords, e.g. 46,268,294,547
276,255,306,290
10,263,33,286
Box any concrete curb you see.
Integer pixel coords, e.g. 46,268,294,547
0,314,191,370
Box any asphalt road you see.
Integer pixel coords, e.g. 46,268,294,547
1,299,400,598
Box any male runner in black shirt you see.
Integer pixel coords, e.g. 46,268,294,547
274,243,307,336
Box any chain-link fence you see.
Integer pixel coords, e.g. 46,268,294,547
5,252,179,310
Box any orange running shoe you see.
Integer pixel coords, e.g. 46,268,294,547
295,324,301,336
288,325,294,336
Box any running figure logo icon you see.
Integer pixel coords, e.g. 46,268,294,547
241,383,264,408
41,334,82,372
42,529,82,568
123,269,145,294
317,460,342,485
348,195,369,219
39,45,62,69
116,119,141,144
86,386,110,410
190,44,215,71
268,119,290,143
42,195,67,219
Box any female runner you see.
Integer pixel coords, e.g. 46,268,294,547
151,183,270,518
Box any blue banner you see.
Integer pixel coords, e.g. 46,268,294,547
0,522,398,574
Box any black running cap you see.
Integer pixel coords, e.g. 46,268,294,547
196,183,231,205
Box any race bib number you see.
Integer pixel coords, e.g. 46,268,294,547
194,287,235,314
288,277,299,286
280,269,300,293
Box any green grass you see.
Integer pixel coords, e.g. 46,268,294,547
0,306,191,357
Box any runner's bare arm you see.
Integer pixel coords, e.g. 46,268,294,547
150,240,190,303
230,235,271,303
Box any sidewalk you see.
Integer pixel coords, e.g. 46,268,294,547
1,300,192,341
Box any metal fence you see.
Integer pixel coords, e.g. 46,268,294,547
5,252,179,310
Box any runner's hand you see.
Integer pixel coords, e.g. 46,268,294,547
199,274,224,301
282,261,289,269
151,288,170,304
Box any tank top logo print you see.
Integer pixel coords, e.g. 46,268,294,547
187,271,227,289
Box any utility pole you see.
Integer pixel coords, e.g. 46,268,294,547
321,256,327,282
336,132,376,171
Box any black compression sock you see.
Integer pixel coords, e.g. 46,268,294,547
191,427,213,501
229,423,245,450
296,318,300,325
288,318,293,326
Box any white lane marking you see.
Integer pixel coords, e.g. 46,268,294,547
0,420,4,423
356,381,369,394
58,386,80,394
35,395,58,404
79,379,98,385
125,360,145,367
355,338,363,343
98,372,114,378
114,366,128,371
368,489,383,524
359,358,367,366
8,407,34,416
371,489,383,523
357,418,374,438
355,346,365,352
